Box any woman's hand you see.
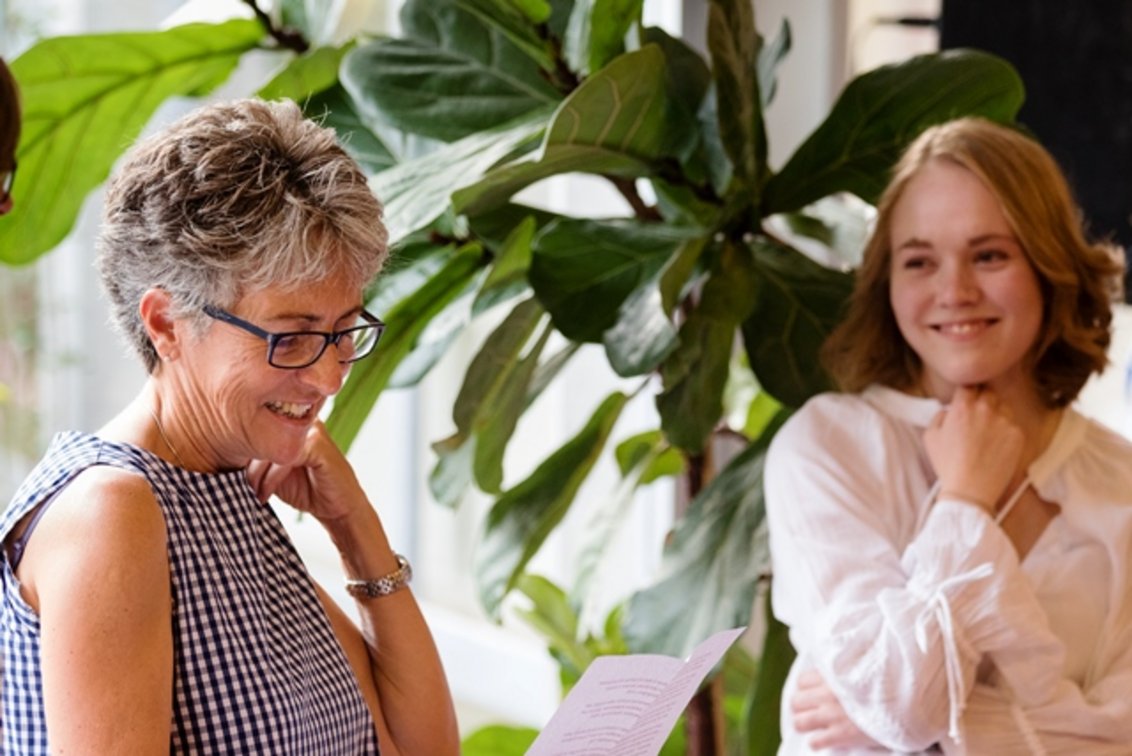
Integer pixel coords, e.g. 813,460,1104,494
791,668,881,750
924,386,1024,514
245,421,366,524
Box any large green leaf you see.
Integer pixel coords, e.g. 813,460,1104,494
451,0,557,72
369,110,549,243
465,202,561,250
445,297,549,494
340,0,560,143
570,431,678,622
706,0,767,206
302,83,397,175
387,275,482,389
257,44,350,101
454,145,650,219
391,218,541,393
326,244,486,450
656,240,758,453
614,430,685,485
514,573,592,679
0,20,265,266
762,49,1025,215
368,233,485,391
280,0,312,41
528,218,700,345
369,237,459,315
641,26,714,171
638,26,725,228
543,44,668,158
473,215,537,314
756,19,791,111
564,0,643,76
513,574,629,690
280,0,352,47
475,391,628,617
452,44,672,215
461,725,540,756
601,274,679,378
603,236,711,378
622,410,789,657
740,238,853,408
527,342,582,403
745,589,796,756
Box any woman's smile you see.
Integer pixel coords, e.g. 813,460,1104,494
888,159,1043,402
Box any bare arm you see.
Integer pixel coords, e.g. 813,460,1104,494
17,467,173,754
247,422,459,755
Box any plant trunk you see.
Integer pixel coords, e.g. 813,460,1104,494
686,677,723,756
680,451,720,755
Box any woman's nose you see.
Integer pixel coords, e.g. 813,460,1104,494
938,263,979,305
300,348,348,395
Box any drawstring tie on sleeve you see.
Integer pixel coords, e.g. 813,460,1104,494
911,562,994,744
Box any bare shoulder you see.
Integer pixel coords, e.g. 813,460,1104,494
19,465,168,609
49,465,166,543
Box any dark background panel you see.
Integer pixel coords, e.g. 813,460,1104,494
940,0,1132,297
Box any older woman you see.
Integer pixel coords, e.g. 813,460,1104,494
0,99,458,754
766,118,1132,754
0,56,19,215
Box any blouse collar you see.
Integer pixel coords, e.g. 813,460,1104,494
860,384,1088,490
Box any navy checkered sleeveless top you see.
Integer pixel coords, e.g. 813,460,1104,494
0,432,379,754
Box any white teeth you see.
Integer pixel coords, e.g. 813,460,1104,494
267,401,312,419
939,322,984,335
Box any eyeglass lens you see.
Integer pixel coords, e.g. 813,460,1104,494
269,317,382,368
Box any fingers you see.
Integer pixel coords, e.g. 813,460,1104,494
795,667,824,690
806,719,867,750
790,668,878,749
245,458,295,504
790,669,836,731
790,686,856,745
791,686,872,749
926,384,1024,513
245,459,272,502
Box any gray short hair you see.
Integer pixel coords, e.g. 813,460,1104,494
97,98,388,372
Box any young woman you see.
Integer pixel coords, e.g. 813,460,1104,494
766,117,1132,754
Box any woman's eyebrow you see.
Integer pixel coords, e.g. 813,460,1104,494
265,305,364,326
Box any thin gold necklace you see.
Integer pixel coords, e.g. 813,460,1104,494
150,408,188,469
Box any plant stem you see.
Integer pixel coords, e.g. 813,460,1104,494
606,175,662,222
242,0,309,53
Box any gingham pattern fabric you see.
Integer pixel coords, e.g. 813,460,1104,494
0,431,379,754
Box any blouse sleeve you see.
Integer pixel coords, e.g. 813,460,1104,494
955,590,1132,751
957,665,1132,753
765,399,1064,752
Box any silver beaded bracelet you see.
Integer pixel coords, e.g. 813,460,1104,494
344,553,413,599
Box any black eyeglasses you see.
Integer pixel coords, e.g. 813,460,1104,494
203,304,385,369
0,161,15,202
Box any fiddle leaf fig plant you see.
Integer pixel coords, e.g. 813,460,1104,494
3,0,1024,751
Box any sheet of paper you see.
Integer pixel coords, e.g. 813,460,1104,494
526,626,746,756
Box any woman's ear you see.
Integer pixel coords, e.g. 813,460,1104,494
139,288,180,361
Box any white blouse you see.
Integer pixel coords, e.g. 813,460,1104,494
765,386,1132,755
